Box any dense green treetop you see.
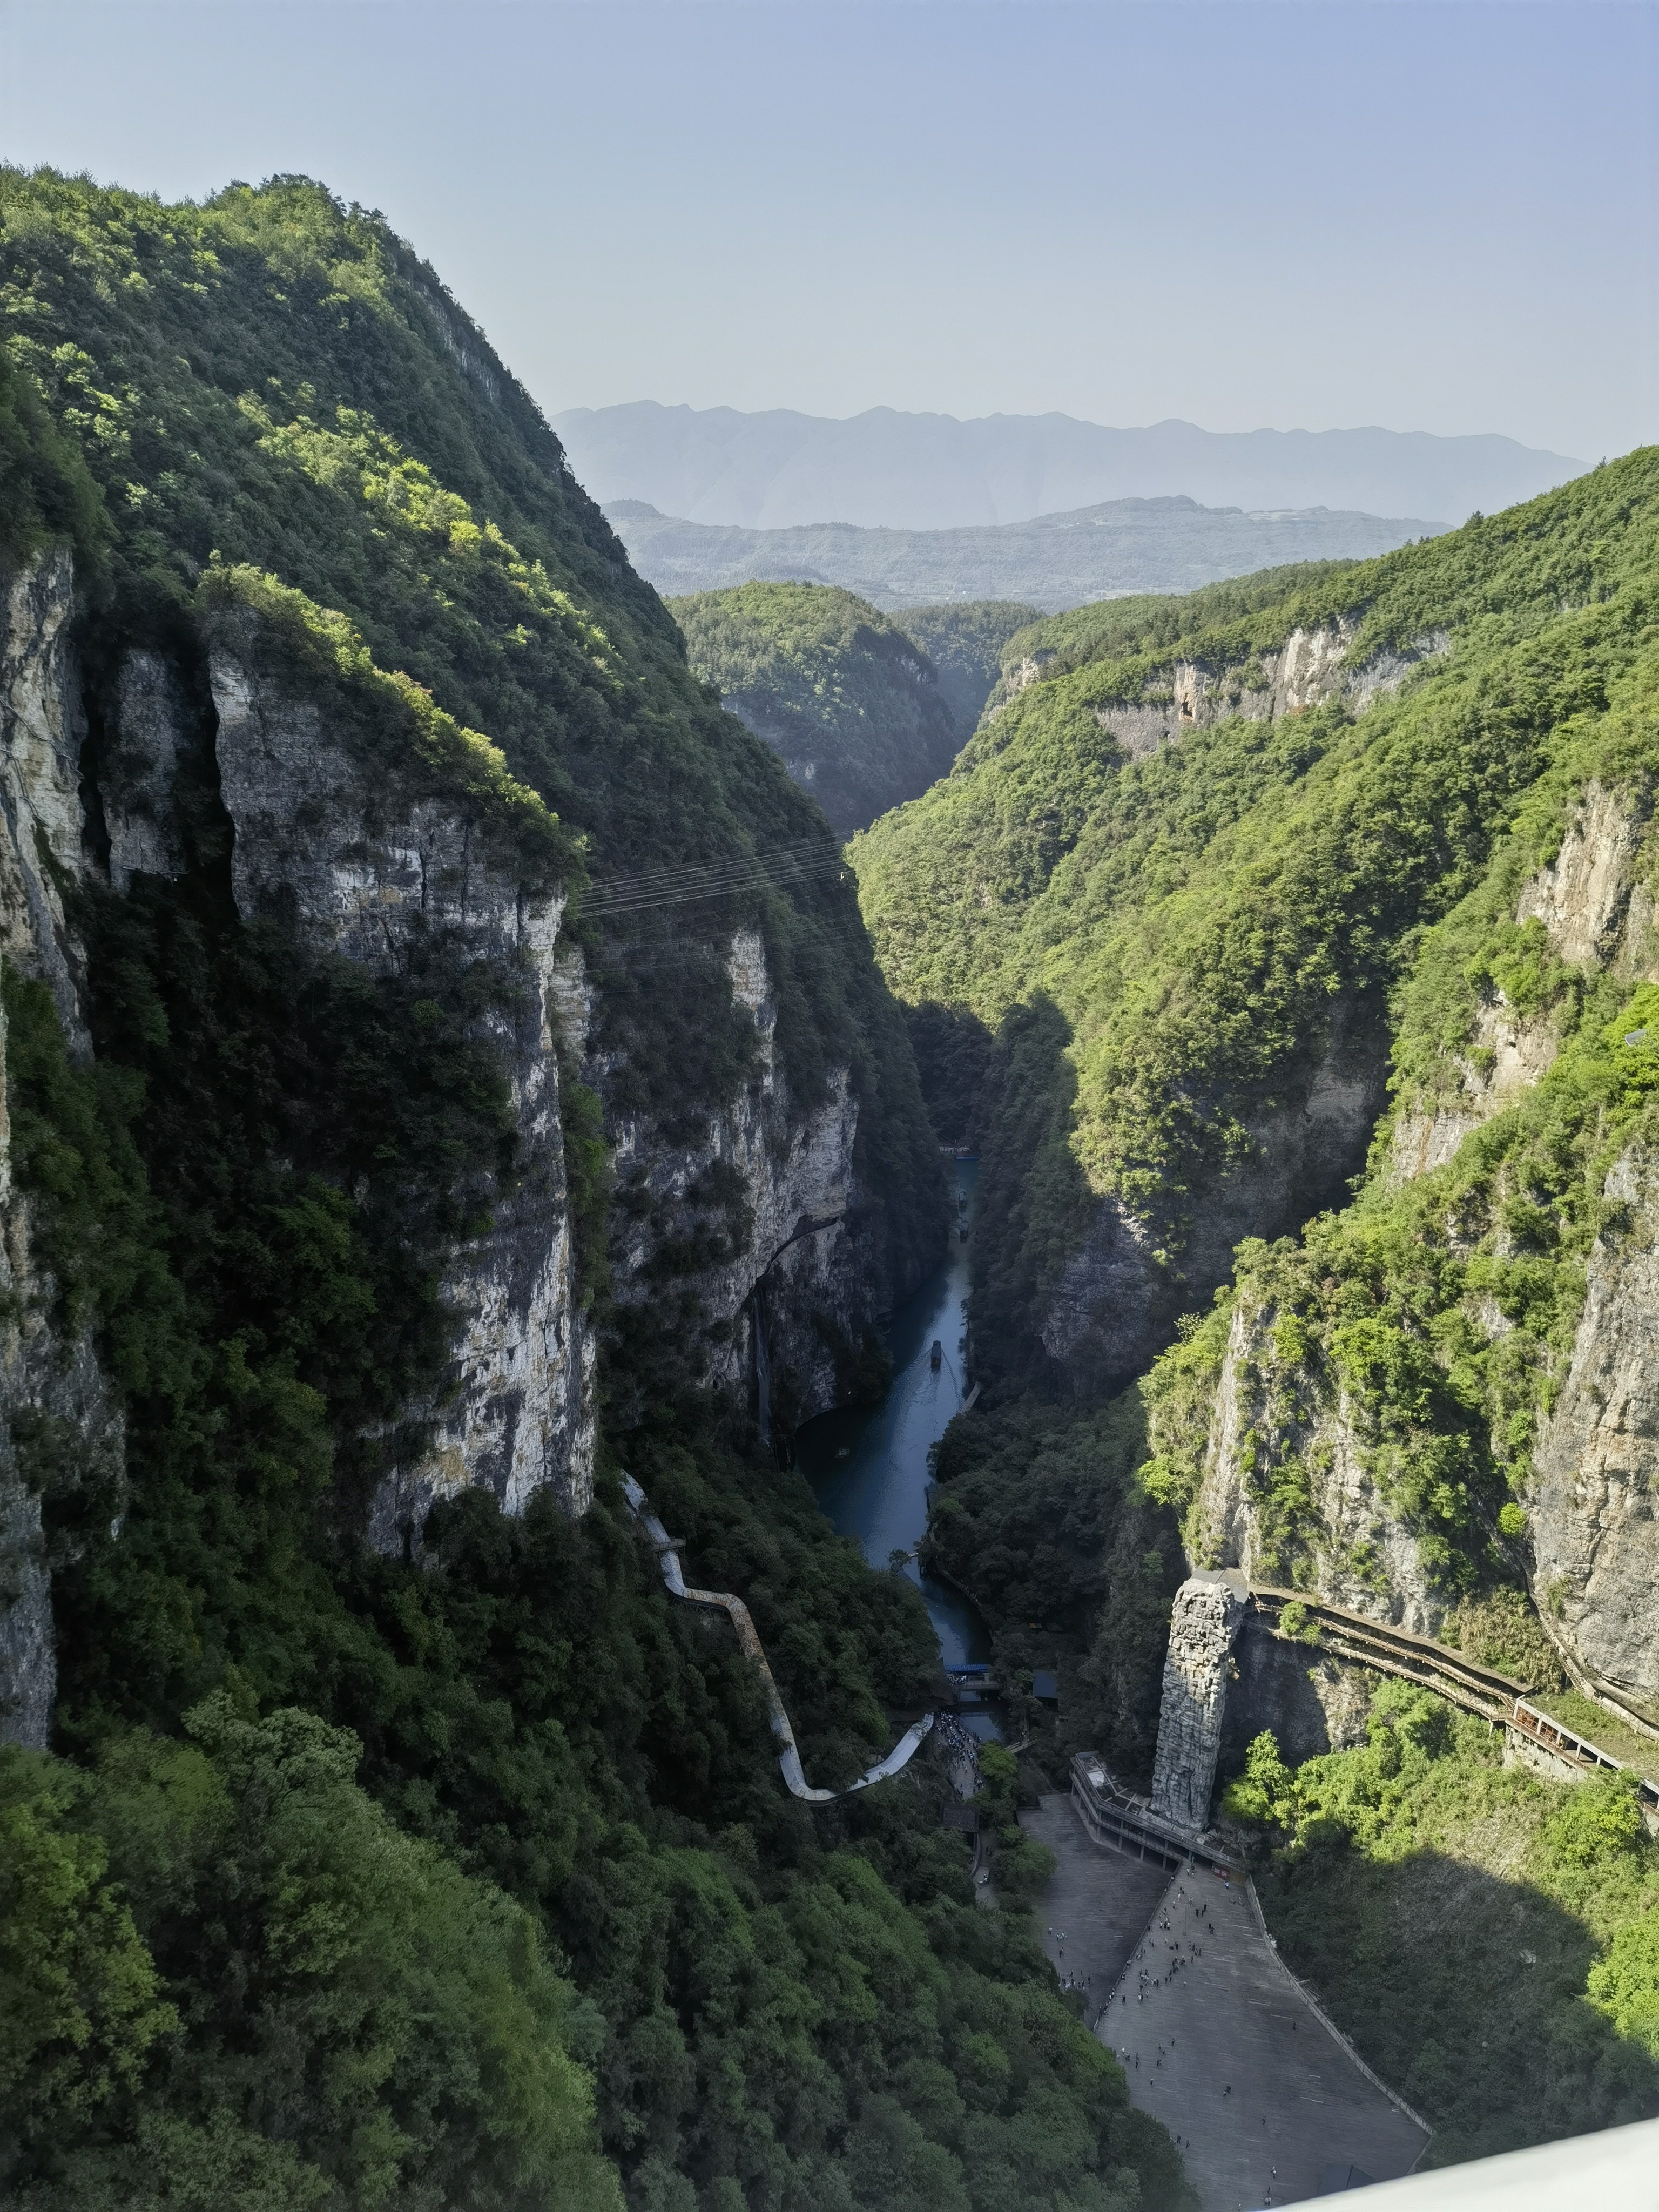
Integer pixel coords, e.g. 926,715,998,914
669,582,961,837
888,601,1040,739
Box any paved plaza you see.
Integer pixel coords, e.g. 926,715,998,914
1023,1795,1429,2209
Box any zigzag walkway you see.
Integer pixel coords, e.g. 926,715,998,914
622,1475,934,1803
1249,1585,1659,1817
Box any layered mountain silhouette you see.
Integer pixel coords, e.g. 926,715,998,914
554,401,1583,534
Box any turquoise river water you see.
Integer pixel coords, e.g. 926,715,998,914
794,1159,989,1668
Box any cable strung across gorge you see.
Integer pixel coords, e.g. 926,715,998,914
581,839,847,919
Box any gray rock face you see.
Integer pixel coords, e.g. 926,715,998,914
1080,623,1448,760
1186,777,1659,1681
0,555,126,1744
105,650,192,892
208,644,596,1542
1188,1292,1447,1637
1219,1615,1374,1775
1389,782,1651,1184
1530,1141,1659,1708
0,552,914,1730
607,930,875,1435
0,551,93,1048
1040,1197,1156,1378
1516,781,1647,965
1150,1573,1246,1830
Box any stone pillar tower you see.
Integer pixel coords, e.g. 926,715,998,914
1150,1573,1247,1831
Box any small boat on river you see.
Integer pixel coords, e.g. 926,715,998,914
930,1339,942,1370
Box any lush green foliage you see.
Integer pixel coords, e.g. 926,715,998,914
0,346,108,569
923,1398,1183,1785
0,160,936,1193
669,583,961,838
1137,918,1659,1602
1231,1685,1659,2163
0,170,1179,2211
983,563,1359,705
2,1705,616,2211
889,603,1038,743
853,451,1659,1384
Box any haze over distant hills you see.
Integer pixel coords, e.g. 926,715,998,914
608,495,1440,613
554,401,1584,532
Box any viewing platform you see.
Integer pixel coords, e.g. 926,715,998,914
1070,1753,1244,1874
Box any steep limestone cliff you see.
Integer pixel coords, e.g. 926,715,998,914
1154,769,1659,1673
1,551,93,1043
1074,623,1448,760
1390,783,1651,1183
208,626,597,1545
0,555,124,1744
2,541,925,1708
1530,1139,1659,1711
1185,1293,1446,1635
606,929,878,1445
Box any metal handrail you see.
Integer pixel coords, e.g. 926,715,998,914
1249,1586,1659,1809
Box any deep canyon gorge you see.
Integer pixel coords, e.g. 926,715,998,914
2,163,1659,2212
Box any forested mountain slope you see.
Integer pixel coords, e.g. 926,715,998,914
902,467,1659,2169
0,169,1185,2212
669,583,963,836
853,454,1659,1399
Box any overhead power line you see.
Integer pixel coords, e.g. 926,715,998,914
581,839,847,918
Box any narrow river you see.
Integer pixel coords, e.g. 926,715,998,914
795,1159,989,1668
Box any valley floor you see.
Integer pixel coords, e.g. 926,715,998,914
1022,1799,1428,2208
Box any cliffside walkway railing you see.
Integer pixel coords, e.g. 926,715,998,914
622,1475,934,1803
1249,1585,1659,1818
1070,1753,1244,1874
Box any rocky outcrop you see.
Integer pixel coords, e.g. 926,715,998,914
1390,783,1654,1183
1089,624,1449,761
1219,1615,1374,1771
1185,1294,1446,1635
1041,1001,1387,1389
1181,783,1659,1666
104,650,192,893
0,548,919,1728
1388,994,1562,1182
0,551,94,1047
1516,781,1647,965
1040,1197,1156,1380
208,642,595,1544
1529,1140,1659,1711
607,929,872,1439
0,555,126,1744
1149,1572,1246,1829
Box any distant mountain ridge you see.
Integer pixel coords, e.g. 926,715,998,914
609,494,1441,614
555,400,1583,532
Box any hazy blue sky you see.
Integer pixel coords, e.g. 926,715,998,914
1,1,1653,459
